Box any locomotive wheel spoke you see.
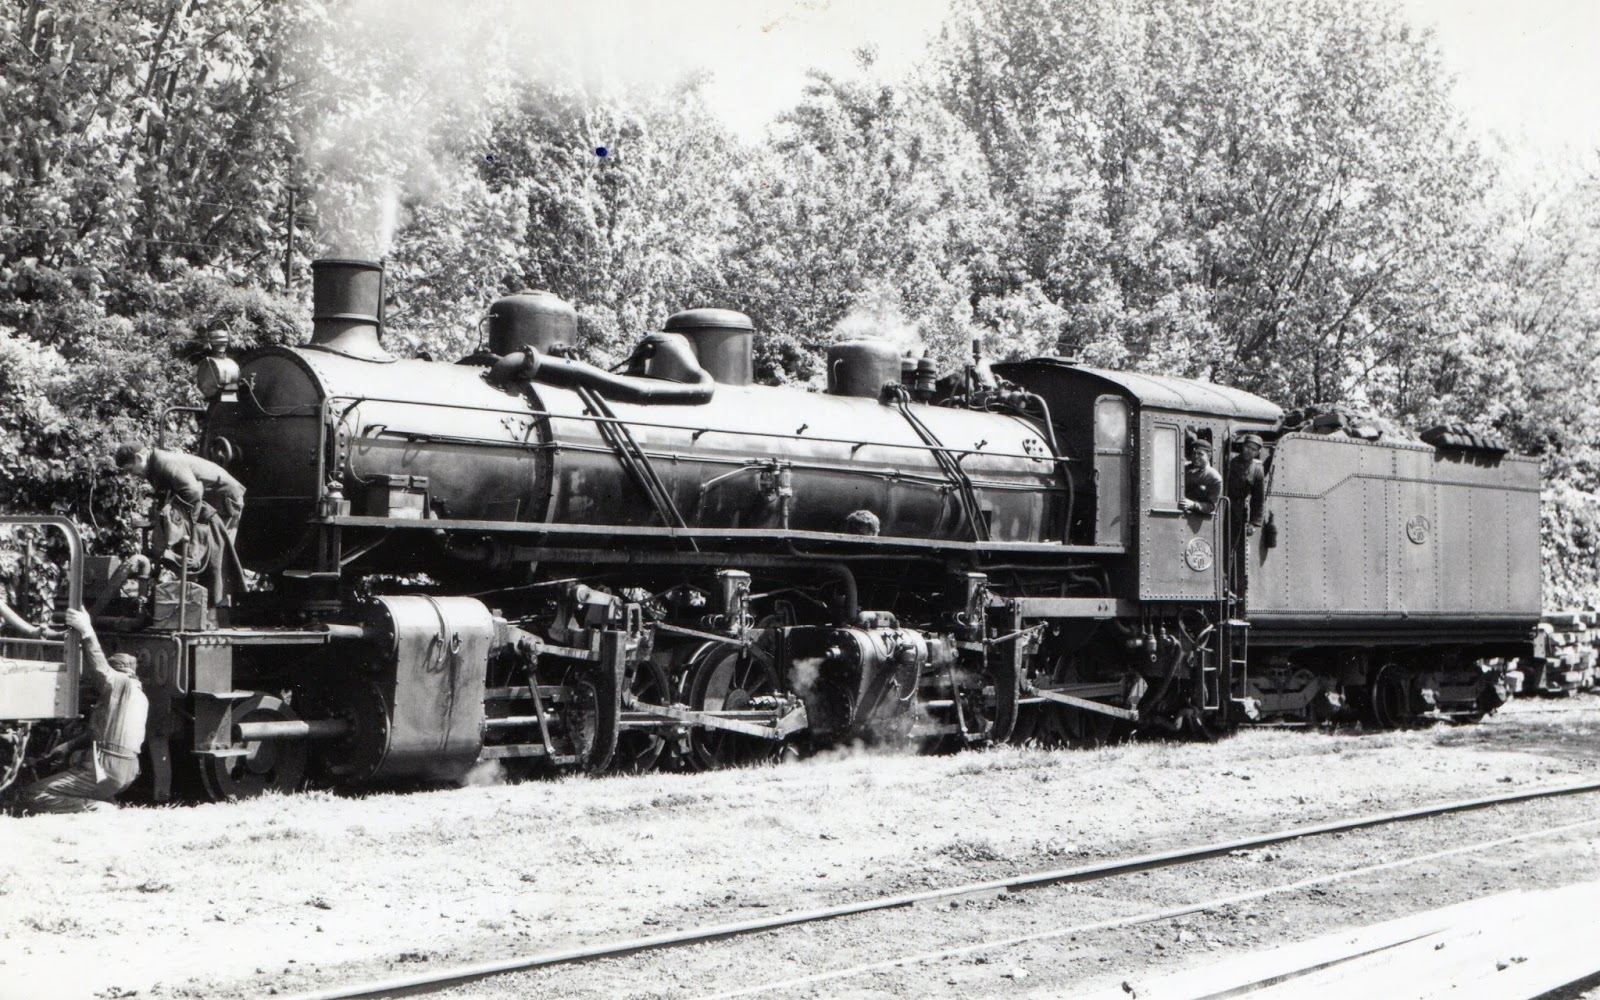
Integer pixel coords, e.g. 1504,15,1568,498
928,652,1017,749
685,640,783,771
1034,704,1075,747
1008,704,1042,746
613,657,673,774
196,693,308,802
550,665,610,771
1049,657,1132,749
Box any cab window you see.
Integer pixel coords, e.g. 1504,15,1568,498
1094,397,1129,452
1151,424,1179,507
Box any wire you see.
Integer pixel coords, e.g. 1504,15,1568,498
0,222,247,255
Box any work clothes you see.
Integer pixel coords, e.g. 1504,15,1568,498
1183,460,1223,515
1225,450,1268,601
146,449,245,529
1226,453,1267,529
18,650,148,814
17,750,139,813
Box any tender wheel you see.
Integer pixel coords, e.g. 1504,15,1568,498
1367,663,1412,728
196,693,308,801
613,657,673,774
684,643,783,770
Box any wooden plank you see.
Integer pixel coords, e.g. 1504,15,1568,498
1417,881,1600,1000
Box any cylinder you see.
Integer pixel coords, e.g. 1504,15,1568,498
665,308,754,386
488,290,578,357
826,339,902,398
310,259,388,361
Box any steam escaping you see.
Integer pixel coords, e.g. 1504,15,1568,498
461,759,510,787
826,281,926,356
297,0,882,259
789,655,826,702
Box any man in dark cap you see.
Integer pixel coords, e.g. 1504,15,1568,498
1182,439,1222,516
114,442,245,536
1226,433,1269,598
18,609,148,814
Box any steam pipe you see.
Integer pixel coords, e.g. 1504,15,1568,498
491,343,714,405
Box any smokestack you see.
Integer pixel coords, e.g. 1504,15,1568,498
310,258,391,362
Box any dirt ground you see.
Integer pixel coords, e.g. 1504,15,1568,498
5,699,1600,1000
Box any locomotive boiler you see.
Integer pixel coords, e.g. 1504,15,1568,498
0,257,1546,804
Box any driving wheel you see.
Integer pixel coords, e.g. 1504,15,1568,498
684,642,784,770
196,693,308,801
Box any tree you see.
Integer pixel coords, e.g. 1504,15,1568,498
0,0,311,282
929,0,1495,407
1432,173,1600,607
480,76,748,362
720,57,1011,375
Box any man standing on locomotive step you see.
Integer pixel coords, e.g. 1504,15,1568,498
114,442,246,536
17,609,148,814
1182,439,1222,516
1226,434,1268,599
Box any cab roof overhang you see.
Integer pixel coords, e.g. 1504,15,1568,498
994,358,1283,423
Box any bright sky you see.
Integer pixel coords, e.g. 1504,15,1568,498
1400,0,1600,175
673,0,1600,176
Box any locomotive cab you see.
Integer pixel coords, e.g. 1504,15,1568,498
992,360,1281,604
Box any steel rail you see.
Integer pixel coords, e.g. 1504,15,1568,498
701,816,1600,999
276,779,1600,1000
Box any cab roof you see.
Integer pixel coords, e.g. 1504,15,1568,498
995,358,1283,423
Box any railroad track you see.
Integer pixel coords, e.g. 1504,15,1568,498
279,779,1600,1000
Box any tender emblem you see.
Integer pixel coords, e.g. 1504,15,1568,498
1406,515,1431,545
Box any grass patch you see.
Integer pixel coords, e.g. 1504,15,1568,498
938,836,1007,863
24,914,84,935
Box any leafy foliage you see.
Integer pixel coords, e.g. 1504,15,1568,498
929,0,1495,408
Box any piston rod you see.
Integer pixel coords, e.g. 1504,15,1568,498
236,719,351,742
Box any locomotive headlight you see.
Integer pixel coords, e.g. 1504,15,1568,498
196,356,241,399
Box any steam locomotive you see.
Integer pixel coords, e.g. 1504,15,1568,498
0,258,1543,802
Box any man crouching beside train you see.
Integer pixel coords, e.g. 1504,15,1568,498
114,442,245,536
17,610,148,814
